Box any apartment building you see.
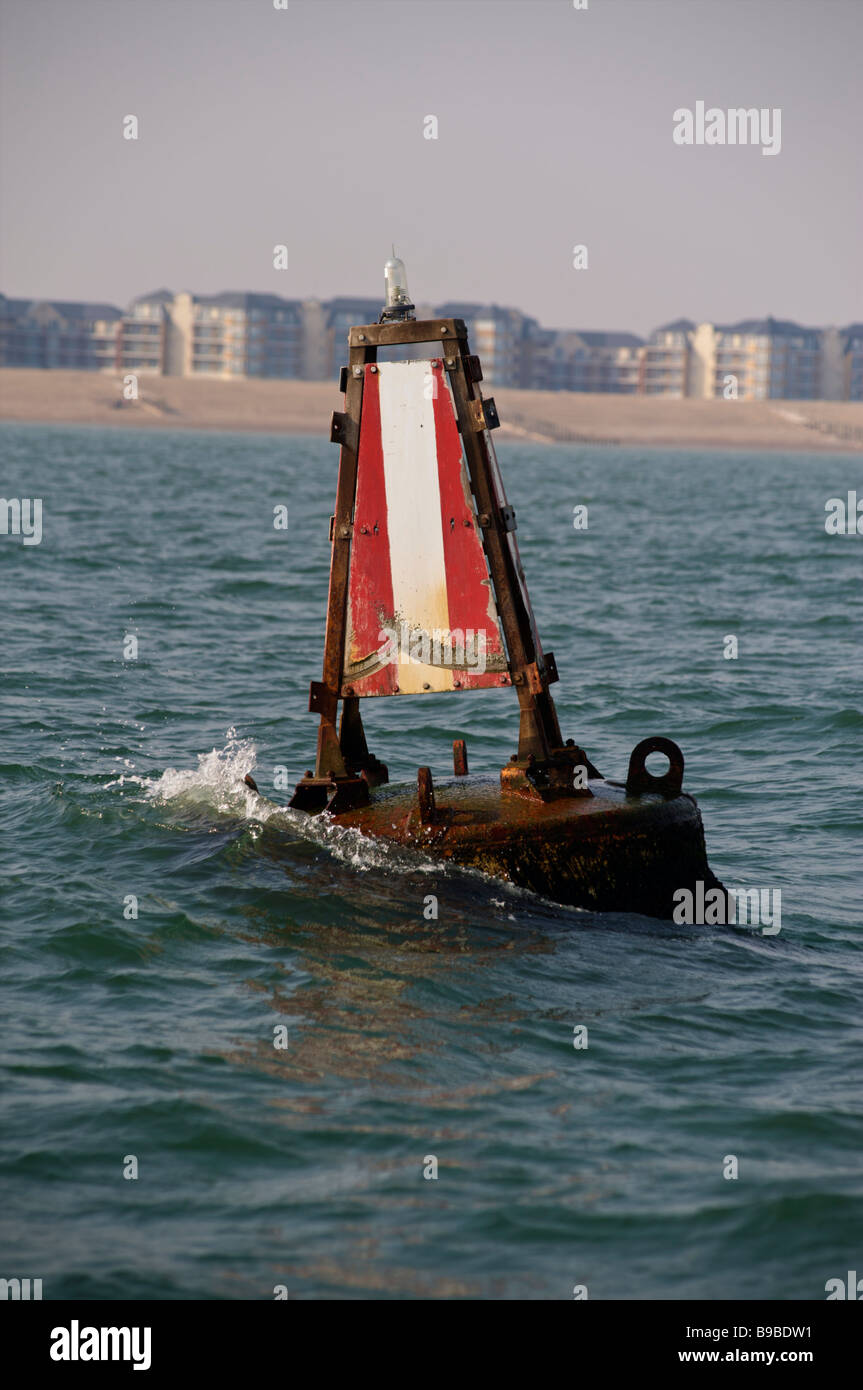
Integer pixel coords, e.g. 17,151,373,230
117,290,169,373
841,324,863,401
1,291,860,400
0,295,121,370
187,292,304,379
570,332,644,393
525,329,644,393
524,328,577,391
641,321,693,397
702,318,822,400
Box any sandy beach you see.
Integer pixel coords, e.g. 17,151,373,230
1,367,861,452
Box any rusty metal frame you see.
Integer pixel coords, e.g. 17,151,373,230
292,316,572,810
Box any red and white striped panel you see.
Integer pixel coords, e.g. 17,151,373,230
342,359,509,696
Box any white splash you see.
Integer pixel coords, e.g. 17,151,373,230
111,730,457,878
146,726,273,818
108,729,422,868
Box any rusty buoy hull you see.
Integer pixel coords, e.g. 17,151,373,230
324,773,722,920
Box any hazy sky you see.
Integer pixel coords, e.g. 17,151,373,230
1,0,860,333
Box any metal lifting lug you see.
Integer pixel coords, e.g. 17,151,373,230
626,737,684,798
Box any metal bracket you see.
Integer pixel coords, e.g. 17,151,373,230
309,680,338,719
356,756,389,788
330,411,347,443
348,318,467,348
468,400,486,432
468,398,500,432
338,366,349,393
524,661,545,695
289,772,370,815
500,504,517,532
501,754,593,803
558,740,602,780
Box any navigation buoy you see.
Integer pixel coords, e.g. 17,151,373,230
288,259,723,918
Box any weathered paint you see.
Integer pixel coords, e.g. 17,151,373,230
343,360,507,696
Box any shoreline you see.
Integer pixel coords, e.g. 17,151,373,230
2,368,861,453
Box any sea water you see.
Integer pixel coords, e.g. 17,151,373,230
1,423,861,1299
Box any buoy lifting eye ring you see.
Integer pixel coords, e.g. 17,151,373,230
626,736,684,797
